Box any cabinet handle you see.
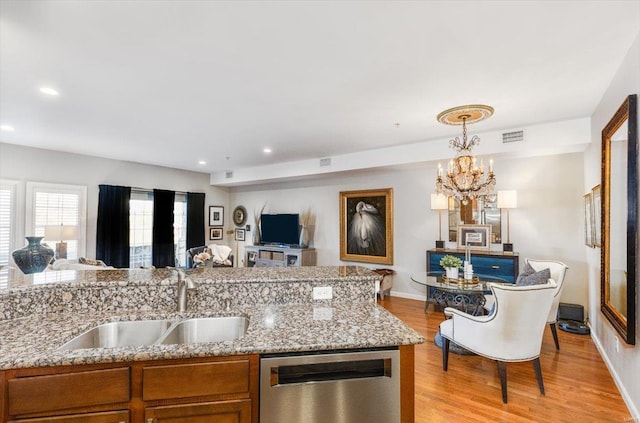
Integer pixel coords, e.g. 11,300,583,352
491,265,500,269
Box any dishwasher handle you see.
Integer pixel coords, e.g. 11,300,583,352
270,358,392,386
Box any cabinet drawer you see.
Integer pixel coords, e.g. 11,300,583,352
8,368,130,416
471,257,515,282
143,360,250,401
10,410,129,423
145,399,251,423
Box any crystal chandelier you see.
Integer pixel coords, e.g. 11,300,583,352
435,104,496,205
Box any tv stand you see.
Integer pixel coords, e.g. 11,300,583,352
245,245,316,268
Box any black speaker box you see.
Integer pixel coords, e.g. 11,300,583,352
558,302,584,323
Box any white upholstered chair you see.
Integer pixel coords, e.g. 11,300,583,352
440,280,556,403
526,258,569,350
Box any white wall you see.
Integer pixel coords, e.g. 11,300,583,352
0,143,232,258
229,152,587,307
585,33,640,418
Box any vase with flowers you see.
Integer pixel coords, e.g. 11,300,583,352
440,255,462,280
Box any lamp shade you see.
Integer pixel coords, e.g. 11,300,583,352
44,224,79,241
497,190,517,209
430,193,448,210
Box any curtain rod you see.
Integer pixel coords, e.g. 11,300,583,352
130,187,190,196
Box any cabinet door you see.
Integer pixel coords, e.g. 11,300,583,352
145,400,251,423
8,368,130,416
10,410,129,423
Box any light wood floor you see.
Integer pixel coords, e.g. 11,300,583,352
379,296,631,423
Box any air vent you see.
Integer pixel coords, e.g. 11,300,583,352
225,171,233,179
502,130,524,143
320,158,331,167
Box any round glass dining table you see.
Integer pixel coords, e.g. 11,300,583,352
410,272,510,316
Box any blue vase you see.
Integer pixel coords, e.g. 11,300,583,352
12,236,55,274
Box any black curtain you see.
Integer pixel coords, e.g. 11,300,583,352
152,189,175,268
186,192,205,249
96,184,131,268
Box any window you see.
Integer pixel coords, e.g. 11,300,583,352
129,190,188,268
129,191,154,268
26,182,87,260
0,180,18,266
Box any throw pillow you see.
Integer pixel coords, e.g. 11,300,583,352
516,262,550,286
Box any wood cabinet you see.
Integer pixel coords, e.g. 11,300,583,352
3,355,259,423
245,245,316,267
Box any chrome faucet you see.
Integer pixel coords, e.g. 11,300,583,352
171,268,196,312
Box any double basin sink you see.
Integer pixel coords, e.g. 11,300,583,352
58,316,248,351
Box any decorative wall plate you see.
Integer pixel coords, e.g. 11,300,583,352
232,205,247,226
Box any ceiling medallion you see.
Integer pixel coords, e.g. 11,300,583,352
435,104,496,205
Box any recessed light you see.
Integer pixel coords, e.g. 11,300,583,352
263,148,272,154
39,87,59,96
0,124,15,132
198,160,207,165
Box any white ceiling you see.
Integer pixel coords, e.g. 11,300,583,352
1,1,639,180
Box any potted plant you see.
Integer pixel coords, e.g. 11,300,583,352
440,255,462,279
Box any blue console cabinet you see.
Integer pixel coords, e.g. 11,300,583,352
426,248,519,283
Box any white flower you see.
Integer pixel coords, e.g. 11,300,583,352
194,251,212,263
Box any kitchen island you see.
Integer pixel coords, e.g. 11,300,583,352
0,266,423,423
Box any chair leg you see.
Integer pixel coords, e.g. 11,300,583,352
533,358,545,395
442,337,450,371
497,361,508,403
549,322,560,350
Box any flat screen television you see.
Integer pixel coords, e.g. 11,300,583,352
260,214,299,246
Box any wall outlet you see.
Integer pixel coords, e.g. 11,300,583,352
313,286,333,300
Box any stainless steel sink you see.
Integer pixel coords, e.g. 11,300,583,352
156,316,249,345
58,319,173,351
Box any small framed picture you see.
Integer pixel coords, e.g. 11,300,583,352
457,224,491,250
210,227,223,241
235,228,246,242
209,206,224,226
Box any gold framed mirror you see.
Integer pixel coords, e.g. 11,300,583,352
448,197,501,244
601,94,637,345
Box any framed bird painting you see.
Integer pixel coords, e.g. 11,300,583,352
340,188,393,265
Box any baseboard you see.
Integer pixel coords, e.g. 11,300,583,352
590,326,639,420
387,290,426,302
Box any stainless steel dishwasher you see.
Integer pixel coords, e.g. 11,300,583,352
260,348,400,423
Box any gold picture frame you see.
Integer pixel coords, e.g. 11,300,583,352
339,188,393,264
584,192,594,247
457,224,491,250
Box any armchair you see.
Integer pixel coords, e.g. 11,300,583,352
439,280,556,403
525,258,568,350
186,245,234,268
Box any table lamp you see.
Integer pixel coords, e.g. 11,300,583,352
497,190,517,252
44,224,78,259
430,193,448,249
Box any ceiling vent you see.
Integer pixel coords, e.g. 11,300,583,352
502,130,524,143
225,171,233,179
320,158,331,167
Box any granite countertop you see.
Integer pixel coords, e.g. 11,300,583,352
0,266,424,370
0,265,379,292
0,303,424,370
